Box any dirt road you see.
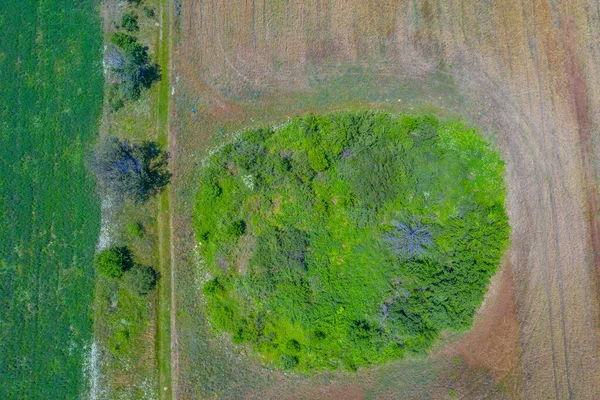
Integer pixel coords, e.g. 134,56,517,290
156,0,175,398
171,0,600,397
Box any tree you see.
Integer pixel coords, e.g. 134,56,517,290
123,266,158,295
94,247,133,278
92,136,171,203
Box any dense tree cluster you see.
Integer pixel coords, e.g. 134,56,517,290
105,5,160,111
194,112,510,371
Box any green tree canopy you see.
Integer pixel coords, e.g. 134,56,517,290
107,33,161,109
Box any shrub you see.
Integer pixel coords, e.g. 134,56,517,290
227,220,246,238
121,13,139,32
94,247,133,278
143,6,155,18
123,266,158,295
307,147,329,171
126,221,144,238
203,277,225,296
280,354,299,370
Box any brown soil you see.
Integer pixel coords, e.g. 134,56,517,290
171,0,600,398
442,259,521,385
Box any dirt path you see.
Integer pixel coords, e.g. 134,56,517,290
155,0,175,397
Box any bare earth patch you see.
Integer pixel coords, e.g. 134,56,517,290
442,259,521,386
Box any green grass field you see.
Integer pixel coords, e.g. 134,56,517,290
0,1,104,398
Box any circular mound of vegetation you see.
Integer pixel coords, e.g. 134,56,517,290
194,112,509,372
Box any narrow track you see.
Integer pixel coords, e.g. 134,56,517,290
155,0,174,398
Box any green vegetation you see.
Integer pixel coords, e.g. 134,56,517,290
123,265,159,296
126,221,145,238
94,247,134,278
0,0,104,398
106,27,160,110
92,136,171,203
96,272,155,358
144,6,156,18
121,13,140,32
194,112,509,372
94,246,157,298
91,0,169,396
95,244,158,356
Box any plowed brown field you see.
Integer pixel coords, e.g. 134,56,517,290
170,1,600,398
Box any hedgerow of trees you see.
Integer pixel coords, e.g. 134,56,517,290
105,2,160,111
194,112,510,372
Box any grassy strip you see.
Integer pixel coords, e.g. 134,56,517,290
155,0,173,397
92,0,169,397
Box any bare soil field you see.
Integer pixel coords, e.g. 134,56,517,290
170,0,600,398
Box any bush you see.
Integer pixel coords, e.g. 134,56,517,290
94,247,133,278
203,277,225,296
280,354,299,370
121,13,139,32
91,136,171,203
123,266,158,295
143,6,155,18
110,33,142,59
126,221,144,238
307,147,329,171
227,220,246,238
